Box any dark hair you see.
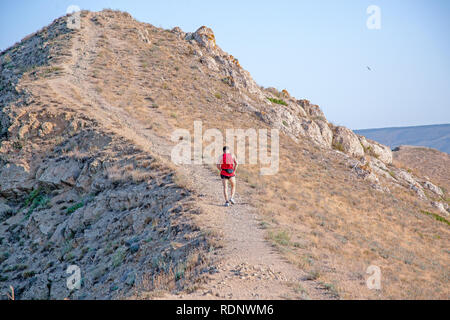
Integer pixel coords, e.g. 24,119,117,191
223,146,229,152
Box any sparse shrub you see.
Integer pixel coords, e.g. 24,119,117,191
221,76,234,86
333,142,345,152
16,264,28,271
269,230,291,246
363,145,378,158
22,271,36,279
214,92,222,99
2,54,12,65
41,66,63,77
306,270,320,280
259,221,269,229
112,248,127,268
292,283,307,295
267,97,288,106
25,188,41,207
282,120,288,127
67,201,84,215
0,252,10,264
174,263,186,280
21,64,38,74
61,241,74,259
12,141,23,150
23,188,50,220
321,282,339,297
129,168,153,183
420,210,450,225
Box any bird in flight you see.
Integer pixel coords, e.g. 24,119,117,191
366,66,372,71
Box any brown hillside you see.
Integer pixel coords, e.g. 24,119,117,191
393,145,449,195
0,10,448,300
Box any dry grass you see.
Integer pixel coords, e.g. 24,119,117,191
129,249,213,299
393,146,450,195
106,163,154,183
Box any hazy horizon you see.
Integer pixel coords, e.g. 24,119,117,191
1,0,449,130
354,122,450,131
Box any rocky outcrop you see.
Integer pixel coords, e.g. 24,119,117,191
186,26,216,50
0,162,33,198
394,170,427,200
359,136,393,164
0,198,13,221
396,170,419,187
315,120,333,148
37,159,82,188
332,126,365,158
297,100,326,120
300,119,330,148
185,26,264,99
423,181,443,197
431,202,449,216
0,139,209,299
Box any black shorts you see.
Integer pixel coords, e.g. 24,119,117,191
221,174,235,180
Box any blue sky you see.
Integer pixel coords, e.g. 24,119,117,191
1,0,449,129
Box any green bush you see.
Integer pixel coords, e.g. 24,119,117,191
267,97,287,106
270,230,291,246
23,188,50,220
421,210,450,225
67,202,84,215
111,248,127,268
12,141,23,150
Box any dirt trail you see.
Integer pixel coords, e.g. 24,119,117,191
48,16,333,300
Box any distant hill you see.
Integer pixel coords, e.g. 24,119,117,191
355,124,450,154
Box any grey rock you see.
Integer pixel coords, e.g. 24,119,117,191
332,126,365,158
359,136,393,164
129,243,140,254
423,181,443,197
125,272,136,286
0,163,33,197
431,202,448,216
38,159,82,188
